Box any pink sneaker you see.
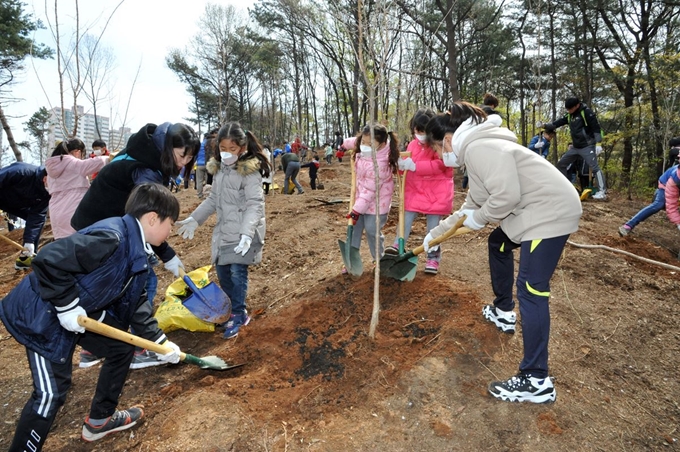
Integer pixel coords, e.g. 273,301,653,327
341,266,348,275
424,260,439,275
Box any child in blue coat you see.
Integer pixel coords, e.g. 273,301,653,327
0,183,182,451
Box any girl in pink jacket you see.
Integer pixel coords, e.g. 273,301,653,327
45,139,108,239
387,109,454,275
344,124,399,272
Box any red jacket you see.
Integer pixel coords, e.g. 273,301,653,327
403,139,454,215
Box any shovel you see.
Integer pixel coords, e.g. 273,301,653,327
380,215,469,282
0,233,26,252
77,316,244,371
179,268,231,324
338,153,363,276
397,152,411,254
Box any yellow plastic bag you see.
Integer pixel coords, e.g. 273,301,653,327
154,265,216,333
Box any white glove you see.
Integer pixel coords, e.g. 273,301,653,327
177,217,198,240
422,232,439,253
459,209,485,231
398,157,416,172
595,145,603,155
234,235,252,256
56,303,87,334
158,340,181,364
23,243,35,255
534,140,544,149
163,255,185,277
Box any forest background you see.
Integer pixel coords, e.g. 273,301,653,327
2,0,680,199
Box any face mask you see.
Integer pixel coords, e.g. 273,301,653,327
93,149,102,156
442,135,460,167
220,152,238,165
359,145,373,156
415,134,427,144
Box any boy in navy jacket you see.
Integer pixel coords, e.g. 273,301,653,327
0,183,181,451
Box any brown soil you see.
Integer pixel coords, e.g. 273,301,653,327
1,163,679,451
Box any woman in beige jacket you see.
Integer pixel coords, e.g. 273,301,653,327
424,101,582,404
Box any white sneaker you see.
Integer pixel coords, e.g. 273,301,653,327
592,190,607,200
482,304,517,333
488,373,556,403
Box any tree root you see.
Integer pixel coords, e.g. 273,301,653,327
567,240,680,272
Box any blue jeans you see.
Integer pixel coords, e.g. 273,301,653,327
215,264,249,315
625,188,665,230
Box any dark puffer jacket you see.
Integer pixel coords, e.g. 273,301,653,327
0,162,50,247
552,103,602,149
70,123,176,262
0,215,166,364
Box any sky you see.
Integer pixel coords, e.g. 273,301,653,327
4,0,254,158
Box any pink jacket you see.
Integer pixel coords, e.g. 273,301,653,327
352,141,395,215
46,155,108,239
665,167,680,224
403,139,454,215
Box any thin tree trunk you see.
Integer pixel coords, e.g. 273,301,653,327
0,104,23,162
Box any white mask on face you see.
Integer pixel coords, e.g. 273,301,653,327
442,135,460,167
415,134,427,144
93,149,102,156
359,145,373,156
220,152,238,165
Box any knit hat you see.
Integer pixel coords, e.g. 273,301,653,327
669,136,680,147
565,97,580,109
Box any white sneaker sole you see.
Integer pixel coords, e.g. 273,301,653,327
488,386,556,404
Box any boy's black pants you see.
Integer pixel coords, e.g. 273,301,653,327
9,316,135,452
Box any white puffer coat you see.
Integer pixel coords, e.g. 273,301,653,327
191,157,266,265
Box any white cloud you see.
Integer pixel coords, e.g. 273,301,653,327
5,0,254,159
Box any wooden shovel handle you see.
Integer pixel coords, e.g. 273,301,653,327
347,152,357,226
77,316,184,359
0,233,26,252
410,215,467,256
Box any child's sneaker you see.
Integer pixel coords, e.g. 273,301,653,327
341,266,348,275
81,406,144,442
129,349,164,369
384,244,399,255
482,304,517,333
592,190,607,200
488,373,556,404
424,260,439,275
618,225,631,237
223,312,251,339
79,350,102,368
14,253,33,270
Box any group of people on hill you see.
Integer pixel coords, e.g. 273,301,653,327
0,120,273,451
2,91,680,450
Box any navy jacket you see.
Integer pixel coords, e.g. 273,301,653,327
0,215,166,364
0,162,50,246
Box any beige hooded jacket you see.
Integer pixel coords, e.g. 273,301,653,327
430,116,582,243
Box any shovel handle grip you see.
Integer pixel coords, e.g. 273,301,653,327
410,215,467,256
0,233,27,252
77,316,185,360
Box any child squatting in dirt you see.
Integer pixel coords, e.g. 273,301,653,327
0,183,182,451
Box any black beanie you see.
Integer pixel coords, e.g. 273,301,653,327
565,97,580,109
669,136,680,147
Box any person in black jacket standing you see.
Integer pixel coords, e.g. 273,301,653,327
545,97,607,200
0,162,50,269
71,122,199,368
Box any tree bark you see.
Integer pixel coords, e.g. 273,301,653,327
0,104,23,162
